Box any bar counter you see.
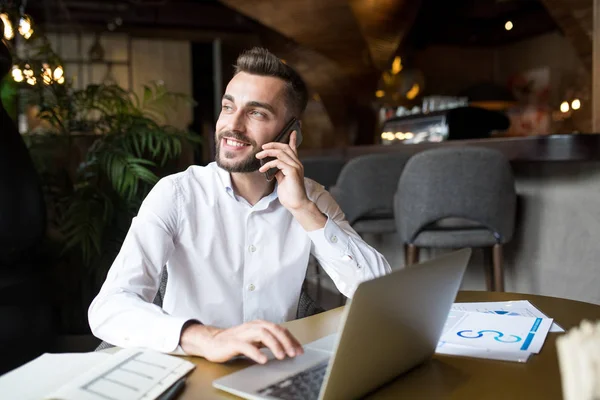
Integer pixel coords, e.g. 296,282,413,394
300,133,600,162
300,134,600,306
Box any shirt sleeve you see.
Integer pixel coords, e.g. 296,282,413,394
88,177,191,353
305,180,392,298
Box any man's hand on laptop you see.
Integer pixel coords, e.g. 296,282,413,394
180,320,304,364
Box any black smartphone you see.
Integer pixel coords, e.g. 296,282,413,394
260,118,303,181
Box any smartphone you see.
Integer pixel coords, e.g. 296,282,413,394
260,118,303,181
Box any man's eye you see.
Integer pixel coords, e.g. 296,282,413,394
222,104,232,111
250,111,265,117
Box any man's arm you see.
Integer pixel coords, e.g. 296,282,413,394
90,175,304,361
257,132,392,298
88,178,189,353
302,185,392,297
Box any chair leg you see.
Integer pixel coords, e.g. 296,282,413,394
483,248,494,292
314,261,321,303
405,244,420,266
492,244,504,292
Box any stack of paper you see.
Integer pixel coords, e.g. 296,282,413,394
435,300,558,363
0,348,195,400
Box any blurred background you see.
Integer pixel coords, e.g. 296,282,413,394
1,0,598,374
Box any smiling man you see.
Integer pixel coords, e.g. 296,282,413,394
88,48,391,364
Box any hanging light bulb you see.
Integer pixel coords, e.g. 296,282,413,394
57,76,65,84
11,65,23,82
41,63,52,85
53,66,64,80
26,76,36,85
1,13,14,40
18,14,33,39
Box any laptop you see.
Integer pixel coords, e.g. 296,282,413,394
213,248,472,400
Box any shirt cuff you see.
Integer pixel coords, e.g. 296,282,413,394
307,217,351,259
155,316,193,353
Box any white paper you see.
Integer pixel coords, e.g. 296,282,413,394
436,341,531,363
440,311,553,354
0,352,111,400
452,300,564,332
48,348,195,400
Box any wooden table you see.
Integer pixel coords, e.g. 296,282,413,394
178,291,600,399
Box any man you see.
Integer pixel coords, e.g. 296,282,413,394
88,47,391,365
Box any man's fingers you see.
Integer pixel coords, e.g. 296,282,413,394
258,159,288,175
260,322,303,357
235,341,268,364
253,328,286,360
289,131,298,155
256,149,301,170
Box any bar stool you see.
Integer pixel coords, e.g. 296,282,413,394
394,147,516,292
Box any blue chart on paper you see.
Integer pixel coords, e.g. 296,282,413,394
485,310,522,316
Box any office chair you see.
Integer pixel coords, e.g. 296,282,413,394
395,147,516,291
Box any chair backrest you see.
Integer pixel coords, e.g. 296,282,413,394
302,156,346,190
331,152,412,224
395,146,516,244
0,41,46,266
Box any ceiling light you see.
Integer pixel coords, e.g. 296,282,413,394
391,56,402,75
560,101,570,113
1,13,13,40
571,99,581,110
18,15,33,39
11,66,23,82
505,21,513,31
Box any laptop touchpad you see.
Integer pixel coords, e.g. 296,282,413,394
305,334,338,354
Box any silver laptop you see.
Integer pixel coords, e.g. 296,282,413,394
213,248,472,400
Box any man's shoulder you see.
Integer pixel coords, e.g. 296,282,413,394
159,163,221,195
163,163,218,184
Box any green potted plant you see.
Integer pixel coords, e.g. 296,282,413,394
11,43,200,332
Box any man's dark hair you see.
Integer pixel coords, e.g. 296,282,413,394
234,47,308,117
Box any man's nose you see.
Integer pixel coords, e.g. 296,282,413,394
225,110,246,133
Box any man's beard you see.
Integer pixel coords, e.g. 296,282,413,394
215,131,261,173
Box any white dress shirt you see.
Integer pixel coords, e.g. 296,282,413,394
88,162,391,353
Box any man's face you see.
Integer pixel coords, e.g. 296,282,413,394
215,72,290,173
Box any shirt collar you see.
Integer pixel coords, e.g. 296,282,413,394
213,162,279,205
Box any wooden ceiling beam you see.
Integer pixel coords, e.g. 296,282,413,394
539,0,592,72
349,0,422,70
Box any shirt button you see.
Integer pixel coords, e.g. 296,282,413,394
248,284,256,291
331,235,338,243
249,245,256,253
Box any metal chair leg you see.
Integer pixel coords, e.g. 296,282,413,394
314,261,321,303
483,247,494,292
492,243,504,292
405,244,420,266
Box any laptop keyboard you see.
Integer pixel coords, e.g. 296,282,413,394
257,361,328,400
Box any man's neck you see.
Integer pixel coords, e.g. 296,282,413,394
230,171,275,206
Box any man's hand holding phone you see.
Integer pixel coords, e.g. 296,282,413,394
256,131,310,211
256,131,327,231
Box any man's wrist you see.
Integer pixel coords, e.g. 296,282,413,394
180,322,221,356
290,201,327,232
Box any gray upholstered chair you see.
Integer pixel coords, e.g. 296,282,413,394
330,152,412,235
395,147,516,292
302,156,346,190
96,268,324,351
